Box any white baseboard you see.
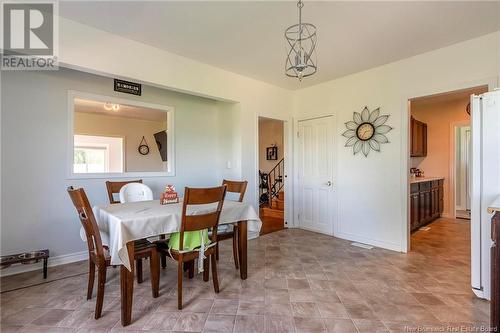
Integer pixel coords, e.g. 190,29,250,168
335,231,403,252
0,251,88,278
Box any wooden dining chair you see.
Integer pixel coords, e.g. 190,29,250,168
215,180,248,269
67,186,160,319
105,179,153,283
157,186,227,309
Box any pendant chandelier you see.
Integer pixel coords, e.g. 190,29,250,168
285,0,317,81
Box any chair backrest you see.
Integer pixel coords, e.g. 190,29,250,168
119,183,154,203
222,179,248,202
67,186,105,259
105,179,143,204
179,186,227,249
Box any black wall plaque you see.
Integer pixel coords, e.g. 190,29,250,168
114,79,142,96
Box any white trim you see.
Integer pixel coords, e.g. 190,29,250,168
402,76,498,252
67,90,176,179
335,231,402,252
450,121,471,217
454,125,471,212
255,114,293,228
0,251,88,278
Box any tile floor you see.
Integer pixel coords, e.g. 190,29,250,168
0,218,490,332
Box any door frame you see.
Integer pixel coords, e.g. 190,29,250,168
402,77,497,252
451,121,471,217
255,114,292,228
292,114,337,235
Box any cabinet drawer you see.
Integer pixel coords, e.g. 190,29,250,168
419,181,431,191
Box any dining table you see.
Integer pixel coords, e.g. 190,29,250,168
89,199,261,326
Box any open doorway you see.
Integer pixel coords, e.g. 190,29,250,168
408,85,487,233
407,85,489,297
455,124,471,219
258,117,285,235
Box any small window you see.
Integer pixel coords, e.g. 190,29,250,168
74,135,124,173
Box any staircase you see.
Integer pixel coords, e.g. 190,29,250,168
260,158,285,220
261,190,284,219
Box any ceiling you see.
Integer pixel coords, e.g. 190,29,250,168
75,98,167,122
60,1,500,90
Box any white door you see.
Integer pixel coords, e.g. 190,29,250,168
297,116,335,235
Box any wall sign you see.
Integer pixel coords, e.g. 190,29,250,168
114,79,142,96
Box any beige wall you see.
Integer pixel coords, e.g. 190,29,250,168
74,112,167,172
411,97,471,217
259,118,284,173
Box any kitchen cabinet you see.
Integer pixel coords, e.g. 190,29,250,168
411,117,427,157
410,178,444,232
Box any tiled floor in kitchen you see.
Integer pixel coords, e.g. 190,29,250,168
0,218,489,332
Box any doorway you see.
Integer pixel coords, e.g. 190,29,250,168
406,85,489,300
408,85,487,236
455,124,471,219
296,116,335,235
258,116,286,235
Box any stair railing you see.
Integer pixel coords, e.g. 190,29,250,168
267,158,284,202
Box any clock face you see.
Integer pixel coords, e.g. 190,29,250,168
356,123,375,141
138,144,150,155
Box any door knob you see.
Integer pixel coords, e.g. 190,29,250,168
325,181,332,186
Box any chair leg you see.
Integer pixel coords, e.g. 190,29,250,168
232,231,239,269
215,243,219,261
161,253,167,269
95,265,107,319
177,259,183,310
136,259,143,284
203,257,209,282
188,260,195,279
87,260,95,300
211,254,219,293
149,250,160,298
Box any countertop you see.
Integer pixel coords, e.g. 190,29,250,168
410,177,444,184
488,195,500,214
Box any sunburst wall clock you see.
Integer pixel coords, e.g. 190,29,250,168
342,106,393,157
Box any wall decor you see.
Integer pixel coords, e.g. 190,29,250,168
138,136,150,155
114,79,142,96
266,146,278,160
342,106,393,157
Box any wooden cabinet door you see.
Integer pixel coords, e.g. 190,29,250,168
411,118,418,156
410,193,420,231
410,118,427,157
438,180,444,214
421,123,427,156
431,187,439,218
419,190,427,222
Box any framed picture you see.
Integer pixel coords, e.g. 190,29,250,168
266,146,278,160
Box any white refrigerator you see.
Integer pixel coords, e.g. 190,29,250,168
471,89,500,300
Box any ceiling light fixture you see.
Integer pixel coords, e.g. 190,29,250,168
285,0,317,81
104,102,120,112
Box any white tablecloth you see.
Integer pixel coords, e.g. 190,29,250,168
83,200,261,270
